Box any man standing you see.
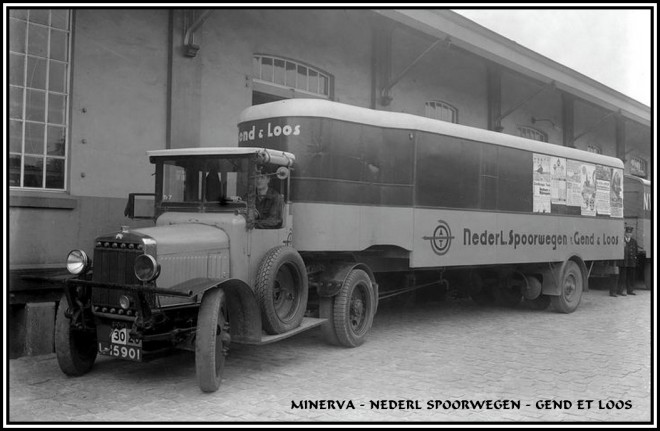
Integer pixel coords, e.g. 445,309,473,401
613,226,639,297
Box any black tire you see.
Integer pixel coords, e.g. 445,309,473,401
551,260,583,313
55,293,97,376
196,288,229,393
255,246,309,335
319,296,340,346
333,269,376,347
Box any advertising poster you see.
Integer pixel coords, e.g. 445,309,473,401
550,156,567,205
566,159,583,207
595,165,611,216
580,163,596,216
533,153,551,213
610,168,624,218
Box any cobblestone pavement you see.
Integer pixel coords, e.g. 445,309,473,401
6,286,654,425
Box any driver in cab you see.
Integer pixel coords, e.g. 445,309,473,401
255,169,283,229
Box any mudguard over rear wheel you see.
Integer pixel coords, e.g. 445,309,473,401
55,293,98,376
196,288,230,393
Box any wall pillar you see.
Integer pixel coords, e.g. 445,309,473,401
562,92,575,147
486,63,502,132
167,10,203,149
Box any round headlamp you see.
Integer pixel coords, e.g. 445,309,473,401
67,249,91,275
134,254,160,282
119,295,132,310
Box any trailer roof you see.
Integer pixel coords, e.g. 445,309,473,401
239,99,624,169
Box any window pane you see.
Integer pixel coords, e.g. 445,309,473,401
10,19,27,53
308,70,318,93
10,9,28,20
50,10,69,29
50,29,68,62
26,89,46,122
29,9,50,25
10,155,22,186
10,53,25,86
261,57,273,81
285,61,296,87
320,75,329,95
10,86,24,119
48,93,66,124
10,120,24,153
28,23,48,57
273,59,285,85
27,56,47,89
47,126,66,155
49,60,66,93
296,65,307,90
253,56,261,79
23,156,44,188
46,158,65,189
25,122,45,154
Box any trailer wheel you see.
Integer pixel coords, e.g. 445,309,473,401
55,293,97,376
551,260,583,313
255,246,309,335
196,288,230,393
333,269,375,347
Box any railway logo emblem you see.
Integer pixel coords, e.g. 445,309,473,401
423,220,454,255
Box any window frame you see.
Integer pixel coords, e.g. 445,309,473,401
424,100,459,124
518,125,547,143
252,54,333,100
9,9,72,191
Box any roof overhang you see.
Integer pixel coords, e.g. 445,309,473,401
375,9,650,127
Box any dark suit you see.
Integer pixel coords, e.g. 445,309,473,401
255,188,283,229
617,236,639,295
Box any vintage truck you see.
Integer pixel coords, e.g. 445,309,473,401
56,99,624,392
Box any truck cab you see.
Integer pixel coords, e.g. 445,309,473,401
56,147,320,392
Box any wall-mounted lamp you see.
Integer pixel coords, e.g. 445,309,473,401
531,117,562,131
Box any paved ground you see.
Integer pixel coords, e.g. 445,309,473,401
6,285,654,425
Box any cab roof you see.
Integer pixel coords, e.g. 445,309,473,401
147,147,295,166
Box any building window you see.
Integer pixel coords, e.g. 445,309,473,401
252,54,332,103
518,126,547,142
587,145,602,154
9,9,71,190
629,156,648,178
425,100,458,123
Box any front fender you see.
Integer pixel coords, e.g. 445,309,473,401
169,277,262,343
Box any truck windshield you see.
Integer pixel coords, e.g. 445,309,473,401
158,157,249,210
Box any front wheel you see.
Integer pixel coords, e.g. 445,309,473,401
55,293,97,376
551,261,584,313
333,269,376,347
196,288,230,393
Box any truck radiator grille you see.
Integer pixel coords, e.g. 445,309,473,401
92,243,155,310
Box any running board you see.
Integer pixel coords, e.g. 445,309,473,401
233,317,327,345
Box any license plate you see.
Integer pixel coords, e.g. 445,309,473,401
98,327,143,361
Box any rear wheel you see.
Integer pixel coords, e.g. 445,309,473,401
55,293,97,376
551,261,583,313
196,288,230,393
333,269,376,347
